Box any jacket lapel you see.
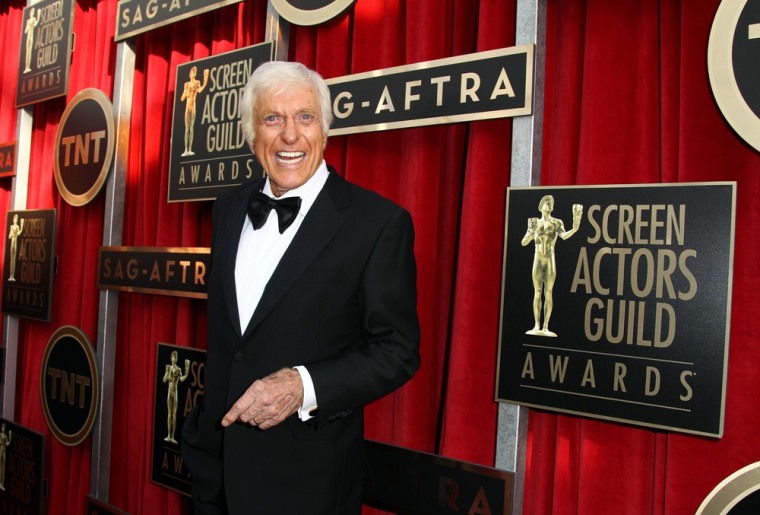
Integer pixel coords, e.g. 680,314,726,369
242,172,349,338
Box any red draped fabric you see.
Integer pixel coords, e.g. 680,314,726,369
0,0,757,514
526,2,760,514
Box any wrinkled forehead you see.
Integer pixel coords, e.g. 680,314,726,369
255,83,319,113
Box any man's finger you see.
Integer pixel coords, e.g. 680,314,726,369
221,385,259,426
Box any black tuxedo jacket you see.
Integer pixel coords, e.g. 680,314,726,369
182,169,420,514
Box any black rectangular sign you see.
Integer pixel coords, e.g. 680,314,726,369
496,183,736,437
151,342,206,496
0,419,46,515
97,246,210,299
116,0,244,41
0,142,16,178
326,45,533,136
16,0,74,107
363,441,513,514
168,43,272,202
87,497,128,515
2,209,57,322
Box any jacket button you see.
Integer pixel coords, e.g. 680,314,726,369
234,352,244,361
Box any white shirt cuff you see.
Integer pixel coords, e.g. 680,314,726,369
293,366,318,421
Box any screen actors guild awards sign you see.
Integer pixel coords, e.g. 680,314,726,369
151,343,206,495
40,326,100,446
496,183,736,437
16,0,75,108
2,209,57,322
0,419,46,515
708,0,760,152
53,88,115,206
168,43,272,202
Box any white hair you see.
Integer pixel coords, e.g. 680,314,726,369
239,61,333,148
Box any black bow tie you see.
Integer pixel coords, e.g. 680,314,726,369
247,190,302,234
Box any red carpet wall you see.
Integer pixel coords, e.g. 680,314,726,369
0,0,757,514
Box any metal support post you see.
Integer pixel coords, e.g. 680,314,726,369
496,1,547,514
89,39,135,500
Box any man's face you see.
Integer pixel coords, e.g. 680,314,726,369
252,83,327,197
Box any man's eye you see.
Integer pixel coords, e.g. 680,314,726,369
296,113,315,124
264,115,284,125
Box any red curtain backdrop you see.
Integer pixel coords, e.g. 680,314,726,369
0,0,757,514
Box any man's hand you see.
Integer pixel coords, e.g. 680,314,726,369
221,368,304,430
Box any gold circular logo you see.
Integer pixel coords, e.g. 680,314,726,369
696,462,760,514
707,0,760,152
270,0,356,26
53,88,115,206
40,325,100,446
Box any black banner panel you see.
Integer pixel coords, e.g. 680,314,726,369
363,441,514,515
115,0,245,41
16,0,74,107
2,209,57,322
167,43,272,202
496,183,736,437
326,45,533,135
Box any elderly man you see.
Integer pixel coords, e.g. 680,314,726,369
181,61,420,514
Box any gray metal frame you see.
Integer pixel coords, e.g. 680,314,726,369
495,1,546,514
2,0,36,421
89,39,135,500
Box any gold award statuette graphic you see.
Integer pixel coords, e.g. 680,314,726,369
152,342,206,495
521,196,583,337
7,214,24,283
22,7,40,74
180,66,210,157
0,423,11,492
163,350,190,444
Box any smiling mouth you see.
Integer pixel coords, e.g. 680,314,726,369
276,151,305,165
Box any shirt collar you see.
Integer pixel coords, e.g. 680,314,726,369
262,161,329,217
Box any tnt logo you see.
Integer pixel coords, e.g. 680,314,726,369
40,326,100,446
708,0,760,152
53,88,115,206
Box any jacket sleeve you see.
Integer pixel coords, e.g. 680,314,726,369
306,207,421,417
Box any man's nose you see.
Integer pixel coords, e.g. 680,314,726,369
280,117,299,144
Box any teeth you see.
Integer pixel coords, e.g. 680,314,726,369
278,151,304,158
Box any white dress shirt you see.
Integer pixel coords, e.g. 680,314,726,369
234,162,329,420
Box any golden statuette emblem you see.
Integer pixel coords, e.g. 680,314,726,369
521,196,583,337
